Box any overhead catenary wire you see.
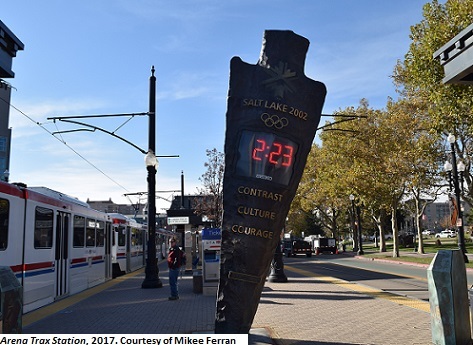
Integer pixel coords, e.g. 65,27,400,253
2,98,134,197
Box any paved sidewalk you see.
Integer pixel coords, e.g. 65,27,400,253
23,259,434,344
253,265,432,345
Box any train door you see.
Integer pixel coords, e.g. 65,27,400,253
141,230,147,267
126,225,131,273
55,211,70,298
104,221,112,279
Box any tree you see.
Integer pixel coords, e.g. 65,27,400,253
299,98,443,257
393,0,473,206
194,148,224,227
383,98,445,254
319,101,395,252
285,209,323,238
294,100,384,249
293,141,349,243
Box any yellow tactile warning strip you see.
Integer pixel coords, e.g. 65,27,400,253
22,268,145,327
284,265,431,313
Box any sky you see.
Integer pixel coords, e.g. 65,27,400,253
2,0,429,212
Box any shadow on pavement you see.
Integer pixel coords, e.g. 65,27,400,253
285,259,413,283
260,291,373,302
278,339,362,345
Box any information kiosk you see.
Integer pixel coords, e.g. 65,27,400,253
201,228,221,295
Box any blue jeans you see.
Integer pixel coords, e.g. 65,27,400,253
169,268,179,297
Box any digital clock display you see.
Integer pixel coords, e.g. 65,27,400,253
236,130,298,185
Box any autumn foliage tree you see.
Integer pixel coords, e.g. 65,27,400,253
289,1,473,258
194,148,224,228
292,96,444,257
393,0,473,206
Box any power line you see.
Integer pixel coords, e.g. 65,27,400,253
3,99,133,196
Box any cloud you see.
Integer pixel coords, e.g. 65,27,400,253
157,71,221,101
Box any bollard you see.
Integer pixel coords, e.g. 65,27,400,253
0,266,22,333
193,270,203,294
427,250,470,345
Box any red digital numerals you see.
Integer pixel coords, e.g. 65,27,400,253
252,139,294,167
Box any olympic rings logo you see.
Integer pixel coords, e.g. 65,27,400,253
260,113,289,129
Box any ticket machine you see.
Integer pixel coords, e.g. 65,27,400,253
201,228,221,295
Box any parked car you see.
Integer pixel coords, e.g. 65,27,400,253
282,238,313,257
313,238,337,255
369,234,393,241
435,230,457,238
422,229,434,236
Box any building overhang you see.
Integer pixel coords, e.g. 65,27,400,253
0,20,24,78
434,22,473,85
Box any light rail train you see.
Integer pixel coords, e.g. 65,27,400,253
109,213,173,277
0,180,173,313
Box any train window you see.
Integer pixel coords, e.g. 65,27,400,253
86,218,96,247
133,228,143,246
0,198,9,250
96,220,105,247
73,216,85,247
131,228,142,246
34,207,53,248
117,225,126,246
131,228,137,246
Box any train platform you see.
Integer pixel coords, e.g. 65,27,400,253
22,257,434,345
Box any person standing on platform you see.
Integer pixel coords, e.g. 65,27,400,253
167,236,185,300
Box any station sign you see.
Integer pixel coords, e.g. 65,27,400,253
167,216,189,225
201,228,222,240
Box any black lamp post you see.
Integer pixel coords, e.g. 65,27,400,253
142,66,163,288
268,240,288,282
268,219,288,283
349,194,358,252
356,204,364,255
444,133,468,263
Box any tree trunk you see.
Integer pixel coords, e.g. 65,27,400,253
378,209,388,252
391,206,400,258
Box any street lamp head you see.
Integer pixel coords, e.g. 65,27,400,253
144,150,158,168
349,194,355,201
457,160,466,172
447,133,456,144
444,160,453,172
3,169,9,182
